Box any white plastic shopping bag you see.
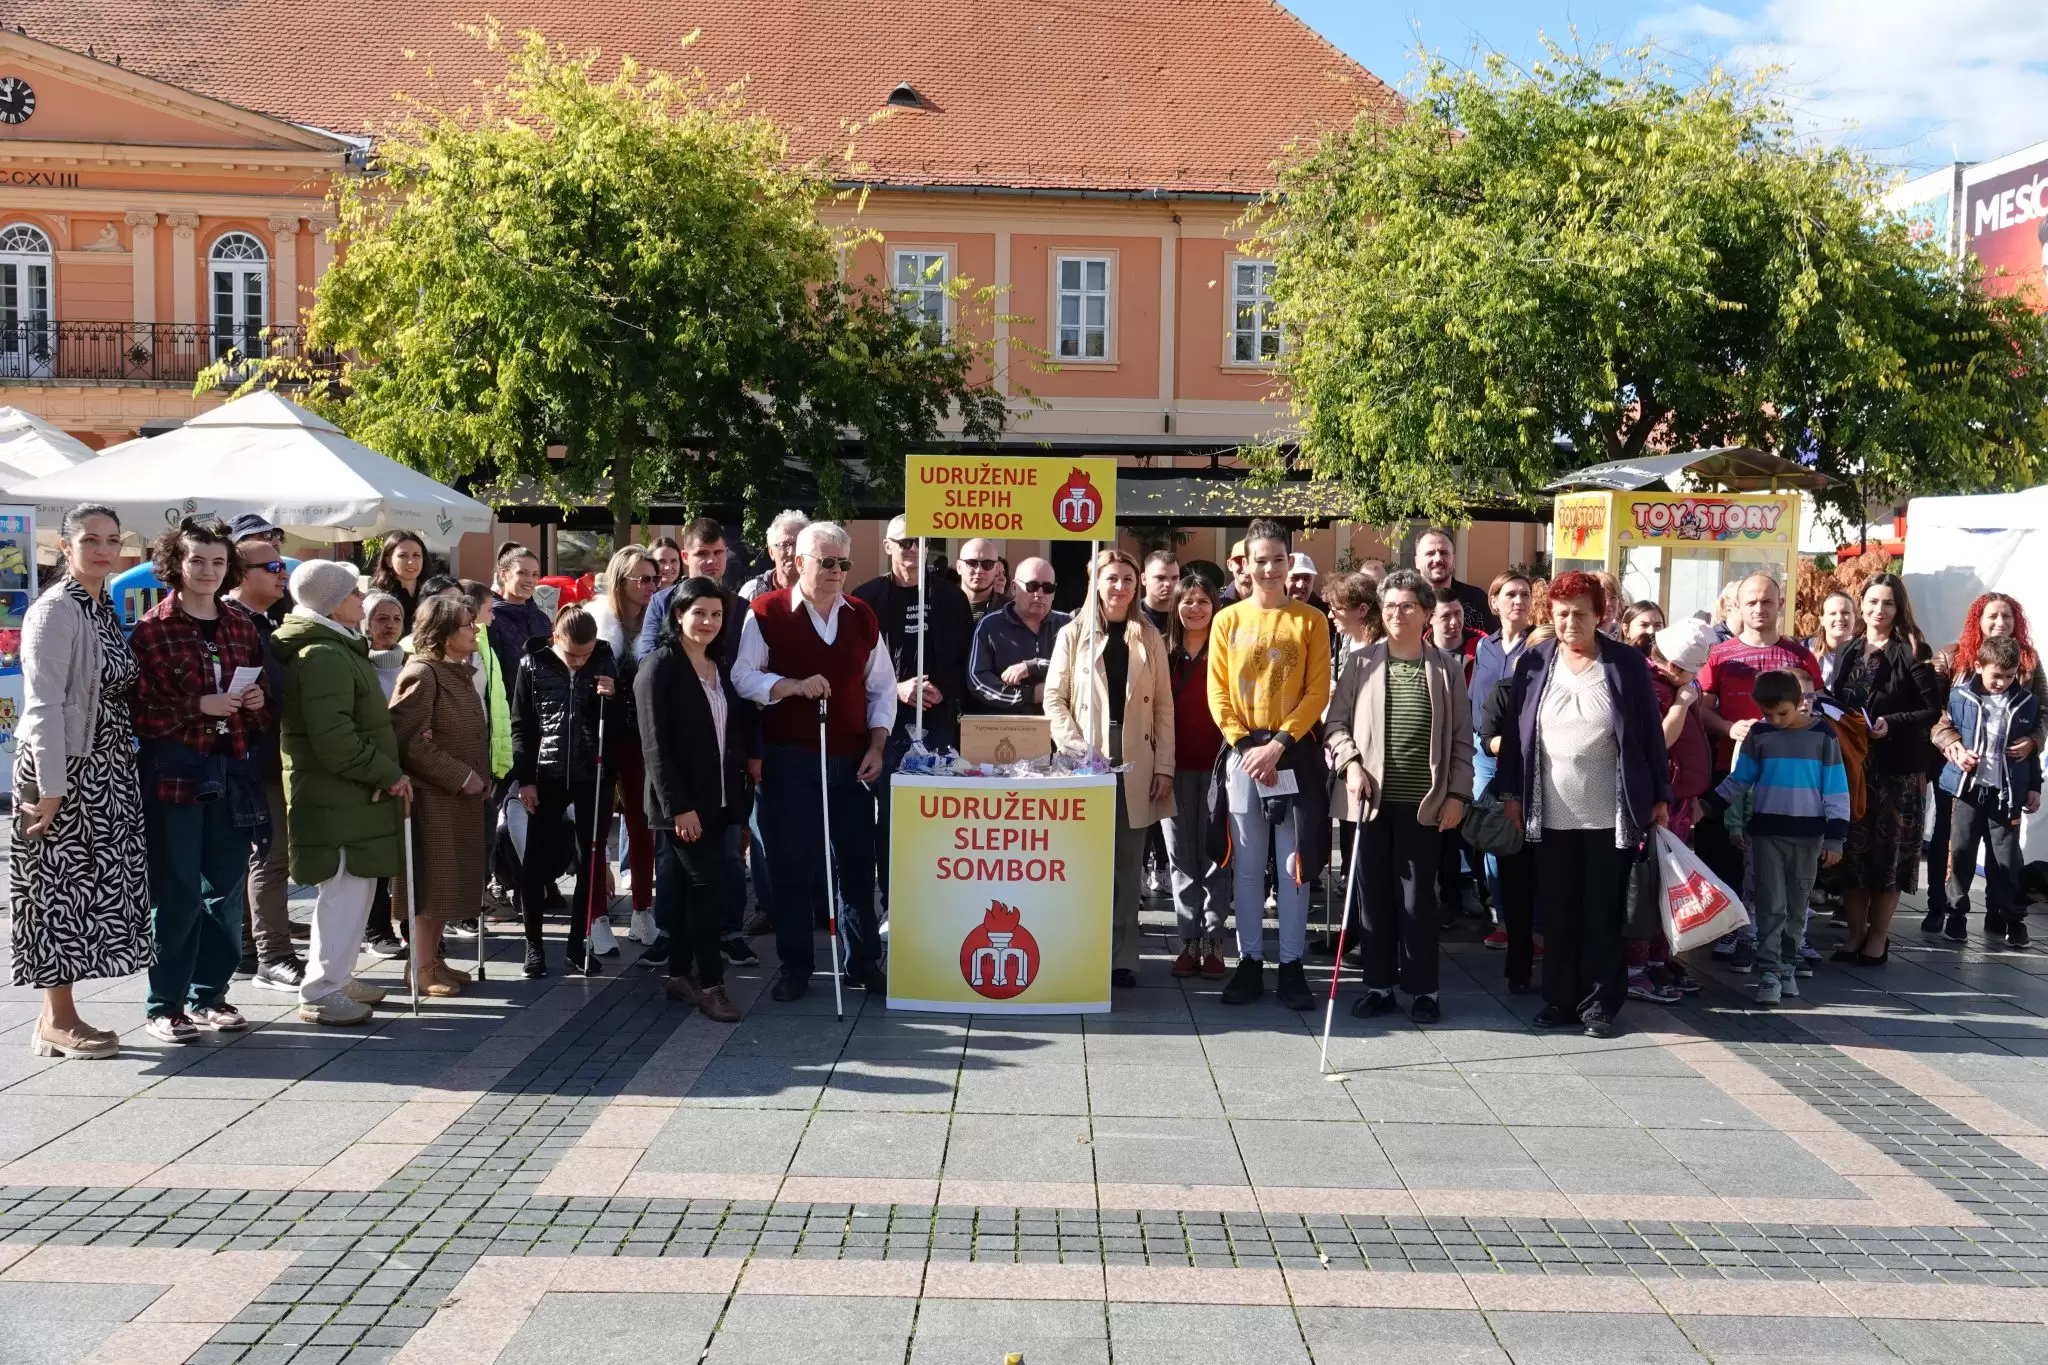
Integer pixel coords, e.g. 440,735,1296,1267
1654,826,1751,952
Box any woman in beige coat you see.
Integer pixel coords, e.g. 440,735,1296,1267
389,596,492,997
1045,549,1175,987
1323,569,1473,1023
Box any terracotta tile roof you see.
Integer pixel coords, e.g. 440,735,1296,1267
5,0,1395,192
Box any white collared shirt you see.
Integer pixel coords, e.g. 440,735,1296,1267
732,591,897,732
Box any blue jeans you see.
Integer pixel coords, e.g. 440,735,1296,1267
1230,801,1309,964
145,798,252,1018
761,743,880,978
1473,743,1504,919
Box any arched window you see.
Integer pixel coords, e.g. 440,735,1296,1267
0,222,53,378
209,230,268,361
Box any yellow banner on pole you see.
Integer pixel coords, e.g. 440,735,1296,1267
903,454,1117,541
887,774,1115,1013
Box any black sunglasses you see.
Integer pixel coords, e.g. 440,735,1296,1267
1020,580,1057,595
962,558,999,571
809,556,854,572
248,559,286,575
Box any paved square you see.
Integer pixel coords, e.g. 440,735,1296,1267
10,878,2048,1363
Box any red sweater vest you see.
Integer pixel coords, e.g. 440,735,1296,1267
753,589,883,755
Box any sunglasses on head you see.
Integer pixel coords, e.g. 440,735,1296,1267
809,555,854,572
962,558,998,571
1021,580,1056,595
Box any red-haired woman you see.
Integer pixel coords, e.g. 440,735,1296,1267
1928,592,2047,940
1494,571,1672,1039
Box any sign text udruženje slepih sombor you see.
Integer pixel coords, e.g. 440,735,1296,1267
903,455,1117,540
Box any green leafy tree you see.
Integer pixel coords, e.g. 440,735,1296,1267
1253,44,2048,526
229,24,1007,537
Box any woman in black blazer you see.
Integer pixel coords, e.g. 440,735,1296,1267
635,577,758,1022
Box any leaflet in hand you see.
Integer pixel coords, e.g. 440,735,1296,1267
1225,753,1299,814
225,665,264,696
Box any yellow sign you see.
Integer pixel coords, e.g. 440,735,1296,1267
1553,491,1610,561
887,774,1115,1013
904,454,1117,540
1617,492,1797,546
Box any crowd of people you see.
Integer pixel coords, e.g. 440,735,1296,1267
11,501,2039,1060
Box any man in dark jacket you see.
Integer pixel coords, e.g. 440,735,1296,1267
967,556,1068,715
1415,528,1497,635
226,530,304,990
853,515,973,905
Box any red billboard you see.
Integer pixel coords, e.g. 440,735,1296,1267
1962,140,2048,309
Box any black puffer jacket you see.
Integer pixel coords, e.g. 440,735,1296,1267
510,637,619,787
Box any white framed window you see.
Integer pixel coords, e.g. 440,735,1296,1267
0,222,53,379
892,248,950,339
1231,258,1280,363
1054,255,1111,360
209,231,269,361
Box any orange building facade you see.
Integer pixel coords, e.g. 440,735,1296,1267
0,6,1536,585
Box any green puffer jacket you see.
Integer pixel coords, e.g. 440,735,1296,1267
273,611,404,884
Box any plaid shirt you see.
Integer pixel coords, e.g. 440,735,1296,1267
130,596,274,803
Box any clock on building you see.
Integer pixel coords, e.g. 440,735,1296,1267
0,77,34,125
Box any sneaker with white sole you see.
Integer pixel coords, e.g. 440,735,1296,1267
1780,973,1801,998
1755,973,1781,1006
338,978,387,1005
251,958,306,992
299,995,373,1026
144,1014,199,1044
189,1004,249,1032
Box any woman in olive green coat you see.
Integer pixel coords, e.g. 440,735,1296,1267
274,560,412,1026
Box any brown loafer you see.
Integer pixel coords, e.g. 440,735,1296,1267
30,1022,118,1059
663,974,701,1006
433,961,472,988
697,985,741,1023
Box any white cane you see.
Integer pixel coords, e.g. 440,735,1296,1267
475,795,491,983
818,698,846,1022
1318,819,1368,1075
402,795,421,1015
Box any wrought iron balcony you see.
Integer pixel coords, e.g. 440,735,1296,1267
0,320,331,385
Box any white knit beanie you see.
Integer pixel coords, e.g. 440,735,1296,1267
291,558,362,617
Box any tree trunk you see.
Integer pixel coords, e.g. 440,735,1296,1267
609,447,635,548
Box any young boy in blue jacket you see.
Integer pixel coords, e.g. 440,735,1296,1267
1937,635,2042,948
1715,670,1851,1005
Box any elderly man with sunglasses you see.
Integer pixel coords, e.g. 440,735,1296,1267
733,520,895,1001
967,557,1070,716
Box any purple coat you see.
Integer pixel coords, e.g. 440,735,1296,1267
1494,635,1674,841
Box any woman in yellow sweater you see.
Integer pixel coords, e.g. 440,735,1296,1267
1207,519,1331,1008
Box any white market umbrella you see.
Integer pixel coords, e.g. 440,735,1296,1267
6,390,491,551
0,406,99,486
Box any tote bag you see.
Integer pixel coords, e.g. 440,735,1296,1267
1654,826,1750,952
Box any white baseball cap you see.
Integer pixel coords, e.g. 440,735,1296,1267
1288,552,1318,577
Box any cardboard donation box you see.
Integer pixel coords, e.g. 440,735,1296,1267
887,774,1115,1013
959,716,1053,766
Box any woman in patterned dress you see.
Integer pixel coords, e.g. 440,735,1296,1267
13,504,151,1059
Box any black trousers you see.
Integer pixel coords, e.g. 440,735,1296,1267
1948,798,2026,924
1927,786,1957,918
1532,828,1630,1017
1358,804,1441,996
521,774,609,954
1437,827,1467,915
1496,844,1538,986
658,823,728,987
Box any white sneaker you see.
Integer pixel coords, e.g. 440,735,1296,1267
338,978,387,1005
1755,973,1782,1006
629,909,660,945
299,995,373,1026
144,1014,199,1044
1781,973,1801,998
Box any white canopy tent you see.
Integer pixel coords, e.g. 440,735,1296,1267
0,406,99,485
1903,486,2048,860
5,391,492,552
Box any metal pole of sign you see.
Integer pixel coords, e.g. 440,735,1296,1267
914,536,926,744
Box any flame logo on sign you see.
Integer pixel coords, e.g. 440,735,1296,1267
1052,468,1103,534
959,899,1041,1000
